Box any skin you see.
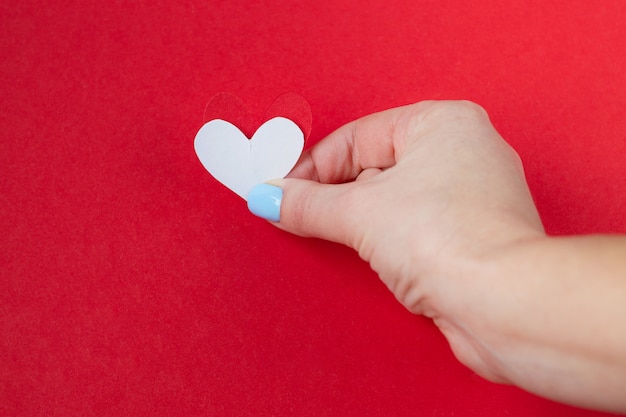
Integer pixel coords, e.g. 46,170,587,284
267,101,626,413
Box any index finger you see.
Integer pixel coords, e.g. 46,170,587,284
287,103,419,184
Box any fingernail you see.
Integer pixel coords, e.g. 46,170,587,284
247,184,283,222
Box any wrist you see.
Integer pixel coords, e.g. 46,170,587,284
425,222,548,382
448,235,626,412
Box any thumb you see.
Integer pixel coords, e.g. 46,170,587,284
246,179,360,247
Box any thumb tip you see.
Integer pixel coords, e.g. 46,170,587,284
248,179,351,246
247,183,283,222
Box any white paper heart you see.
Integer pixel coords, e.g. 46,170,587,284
194,117,304,199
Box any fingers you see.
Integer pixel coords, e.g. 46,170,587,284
246,104,422,246
247,100,494,246
356,168,383,182
281,178,358,244
287,103,418,184
247,179,364,248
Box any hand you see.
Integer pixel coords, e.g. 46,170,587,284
246,101,626,412
248,100,544,379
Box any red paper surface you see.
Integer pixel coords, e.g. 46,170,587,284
2,1,626,416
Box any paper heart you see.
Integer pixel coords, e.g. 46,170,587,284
194,117,304,199
195,93,311,199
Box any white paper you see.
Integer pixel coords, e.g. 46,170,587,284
194,117,304,199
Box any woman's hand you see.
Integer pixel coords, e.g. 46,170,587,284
246,101,626,413
249,100,544,377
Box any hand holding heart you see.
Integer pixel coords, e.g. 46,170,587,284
271,101,626,413
193,98,626,412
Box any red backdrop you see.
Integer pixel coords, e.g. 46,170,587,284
2,1,625,416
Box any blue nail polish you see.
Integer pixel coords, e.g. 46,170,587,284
247,184,283,222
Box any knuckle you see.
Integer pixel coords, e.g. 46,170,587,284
341,183,380,250
407,100,492,139
440,100,489,120
417,99,489,120
453,99,488,115
285,182,364,244
286,184,319,237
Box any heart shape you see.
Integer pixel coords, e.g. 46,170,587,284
194,93,311,199
194,117,304,199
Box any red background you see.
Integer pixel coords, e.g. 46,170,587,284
2,1,626,416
